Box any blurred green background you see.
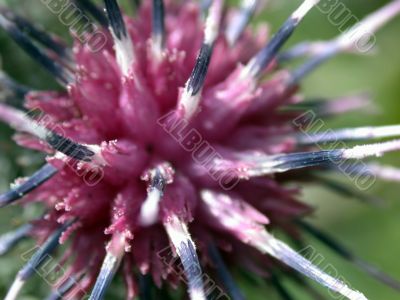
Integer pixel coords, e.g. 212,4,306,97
0,0,400,299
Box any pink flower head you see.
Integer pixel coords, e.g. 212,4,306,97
0,0,400,299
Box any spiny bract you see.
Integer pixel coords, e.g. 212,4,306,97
0,0,400,300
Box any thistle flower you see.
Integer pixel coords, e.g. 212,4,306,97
0,0,400,299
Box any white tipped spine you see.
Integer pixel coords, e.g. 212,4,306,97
113,33,135,76
225,0,258,46
105,0,135,75
164,215,207,300
215,139,400,178
164,215,191,248
297,124,400,144
255,234,368,300
204,0,224,45
88,233,125,300
179,0,224,119
179,89,201,120
241,0,320,79
0,103,48,139
292,0,320,23
0,103,105,165
367,163,400,182
336,0,400,50
343,139,400,160
4,276,25,300
201,190,368,300
139,189,162,226
139,163,174,227
152,33,164,60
